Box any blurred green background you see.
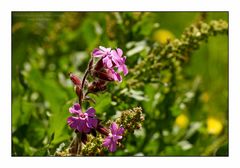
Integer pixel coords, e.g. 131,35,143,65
12,12,228,156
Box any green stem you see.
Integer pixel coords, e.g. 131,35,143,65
201,134,228,156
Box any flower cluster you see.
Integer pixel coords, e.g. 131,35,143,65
67,103,124,153
67,46,128,154
91,46,128,82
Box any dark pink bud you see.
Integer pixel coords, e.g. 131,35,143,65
69,73,81,86
94,58,104,71
88,80,107,93
75,85,83,100
91,69,115,81
96,124,109,136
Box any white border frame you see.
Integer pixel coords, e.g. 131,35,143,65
1,1,240,168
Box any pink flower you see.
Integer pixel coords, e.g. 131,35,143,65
67,103,98,133
106,68,122,82
92,46,111,58
91,46,128,82
93,47,128,73
91,69,117,82
102,49,123,69
111,49,128,76
91,66,122,82
103,122,124,152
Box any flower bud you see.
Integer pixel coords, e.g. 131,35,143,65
69,72,81,86
91,69,115,81
96,124,109,136
88,80,107,93
94,59,104,71
74,85,83,100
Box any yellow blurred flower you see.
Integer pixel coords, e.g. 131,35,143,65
207,117,223,135
175,114,189,128
153,29,175,44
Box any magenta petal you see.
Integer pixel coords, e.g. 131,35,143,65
114,72,122,82
67,116,80,130
113,135,122,141
116,59,128,76
92,48,99,54
107,59,113,68
105,69,117,81
110,122,118,135
111,50,122,63
120,56,126,65
86,107,96,117
68,117,90,133
102,57,109,66
112,55,122,66
87,117,98,128
108,68,121,82
112,49,124,63
103,137,111,147
122,56,126,62
69,103,81,114
117,127,124,135
122,64,128,76
116,48,123,57
77,120,90,133
85,120,90,128
111,50,117,57
109,141,117,152
76,119,84,132
69,107,79,115
73,103,81,110
92,48,104,57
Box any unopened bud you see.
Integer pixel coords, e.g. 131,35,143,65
69,72,81,86
94,59,104,71
91,70,114,81
88,80,107,93
96,124,109,136
75,85,83,100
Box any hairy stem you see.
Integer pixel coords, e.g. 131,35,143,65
79,57,93,106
